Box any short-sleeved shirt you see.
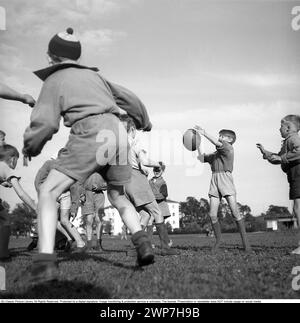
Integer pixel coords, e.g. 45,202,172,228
129,138,146,171
0,161,20,186
204,141,234,173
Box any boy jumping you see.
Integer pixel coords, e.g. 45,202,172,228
194,125,251,252
257,115,300,255
22,28,154,283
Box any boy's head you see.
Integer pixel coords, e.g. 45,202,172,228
0,144,20,169
47,28,81,65
153,163,166,178
280,115,300,138
119,115,137,139
0,130,6,146
219,129,236,145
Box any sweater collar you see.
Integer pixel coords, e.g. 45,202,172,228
34,62,99,81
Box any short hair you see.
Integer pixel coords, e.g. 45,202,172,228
282,115,300,131
219,129,237,144
0,130,6,137
0,144,19,162
119,115,136,132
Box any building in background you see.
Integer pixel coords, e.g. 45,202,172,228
102,199,181,236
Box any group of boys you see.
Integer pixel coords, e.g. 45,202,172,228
0,27,299,287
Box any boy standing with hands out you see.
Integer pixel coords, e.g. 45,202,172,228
194,125,251,253
257,115,300,255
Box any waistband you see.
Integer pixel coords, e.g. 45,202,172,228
71,113,119,129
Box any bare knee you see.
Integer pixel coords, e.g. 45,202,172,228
39,183,61,201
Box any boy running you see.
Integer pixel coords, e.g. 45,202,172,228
120,115,179,256
22,28,154,283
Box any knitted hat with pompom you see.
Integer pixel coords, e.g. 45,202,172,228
48,27,81,60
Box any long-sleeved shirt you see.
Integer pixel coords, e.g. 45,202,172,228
24,65,122,157
264,133,300,173
24,63,153,158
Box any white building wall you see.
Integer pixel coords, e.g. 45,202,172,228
165,202,180,230
102,201,181,235
266,220,278,231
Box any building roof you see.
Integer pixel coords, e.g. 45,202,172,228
265,214,294,221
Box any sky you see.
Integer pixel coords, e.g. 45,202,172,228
0,0,300,215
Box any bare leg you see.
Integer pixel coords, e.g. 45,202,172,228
108,184,154,266
225,195,251,252
60,208,85,248
86,213,95,249
56,221,72,241
108,185,142,234
209,196,222,251
38,170,75,254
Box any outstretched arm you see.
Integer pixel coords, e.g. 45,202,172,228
0,83,35,107
256,144,281,164
194,125,222,148
10,177,37,212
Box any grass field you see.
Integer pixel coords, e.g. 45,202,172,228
1,231,300,300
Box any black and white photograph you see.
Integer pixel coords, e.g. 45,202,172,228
0,0,300,304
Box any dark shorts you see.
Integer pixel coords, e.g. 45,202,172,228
82,190,105,216
290,180,300,200
54,114,132,186
0,199,9,226
125,168,155,208
287,165,300,200
157,200,171,219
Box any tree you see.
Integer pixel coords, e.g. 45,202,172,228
265,205,291,220
10,203,36,236
179,197,210,232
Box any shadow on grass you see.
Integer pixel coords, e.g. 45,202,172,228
58,251,140,271
1,280,111,299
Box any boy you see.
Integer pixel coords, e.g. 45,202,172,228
0,144,37,259
34,157,86,253
194,125,251,252
147,164,173,247
0,82,35,107
257,115,300,255
22,28,154,283
81,173,107,252
120,115,179,256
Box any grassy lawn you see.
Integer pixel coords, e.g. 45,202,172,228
1,231,300,299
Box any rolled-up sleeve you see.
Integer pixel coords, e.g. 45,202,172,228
23,77,62,157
